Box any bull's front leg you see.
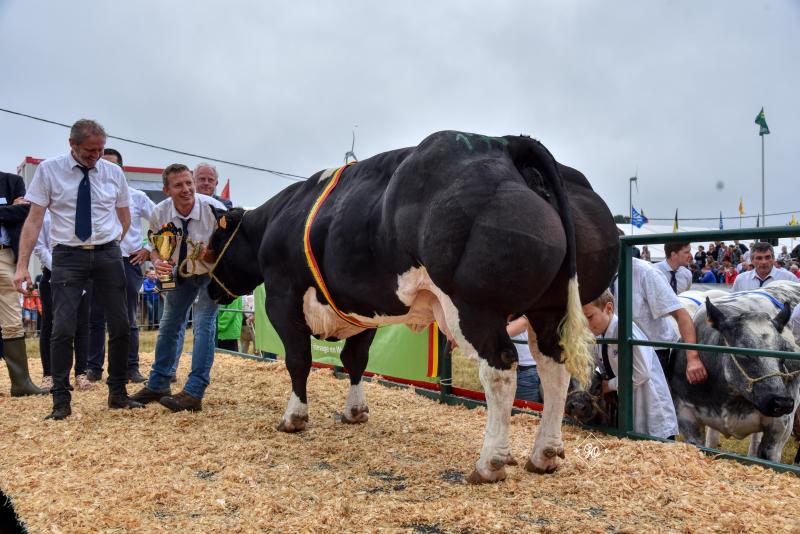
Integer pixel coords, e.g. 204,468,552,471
757,419,792,462
278,346,311,432
705,427,722,449
526,353,569,474
468,359,518,484
675,402,706,447
338,330,376,424
268,293,312,433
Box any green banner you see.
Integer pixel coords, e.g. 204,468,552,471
253,284,439,383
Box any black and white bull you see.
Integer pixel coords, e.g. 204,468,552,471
204,131,619,482
670,281,800,462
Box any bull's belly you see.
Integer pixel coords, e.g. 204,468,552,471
301,267,458,342
693,405,764,439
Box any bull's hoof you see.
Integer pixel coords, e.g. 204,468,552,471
467,466,507,484
490,456,518,469
340,407,370,424
467,454,516,484
524,446,565,474
545,446,566,459
276,414,308,433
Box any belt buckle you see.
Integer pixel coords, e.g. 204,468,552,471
79,244,96,250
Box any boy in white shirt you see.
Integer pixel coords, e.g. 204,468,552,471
582,290,678,439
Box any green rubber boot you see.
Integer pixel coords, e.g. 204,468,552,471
3,337,47,397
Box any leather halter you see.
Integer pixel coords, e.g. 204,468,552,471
184,213,244,300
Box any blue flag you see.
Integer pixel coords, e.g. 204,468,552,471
719,211,723,230
631,206,648,228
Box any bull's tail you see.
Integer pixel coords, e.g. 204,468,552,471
529,141,595,387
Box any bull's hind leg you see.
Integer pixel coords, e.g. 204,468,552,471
338,329,377,424
526,349,570,474
468,359,519,484
267,292,313,433
450,306,518,484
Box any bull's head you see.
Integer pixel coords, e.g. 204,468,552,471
705,297,798,417
206,206,261,304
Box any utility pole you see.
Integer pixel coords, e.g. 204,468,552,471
629,175,638,235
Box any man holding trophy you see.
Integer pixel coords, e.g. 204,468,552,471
131,163,226,412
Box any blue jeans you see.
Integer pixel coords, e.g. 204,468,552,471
168,310,191,376
516,365,542,403
148,276,218,398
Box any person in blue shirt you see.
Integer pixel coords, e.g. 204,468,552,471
142,268,161,326
697,263,717,283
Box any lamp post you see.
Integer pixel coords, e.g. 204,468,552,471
629,176,638,235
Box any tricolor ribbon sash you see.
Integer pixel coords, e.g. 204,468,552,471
303,163,375,329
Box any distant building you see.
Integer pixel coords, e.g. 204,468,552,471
17,156,166,203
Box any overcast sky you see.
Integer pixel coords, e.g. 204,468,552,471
1,1,798,227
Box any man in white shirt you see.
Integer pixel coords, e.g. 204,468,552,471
731,242,797,292
131,163,225,412
14,119,143,419
86,148,155,384
655,242,693,295
194,163,233,209
620,258,707,384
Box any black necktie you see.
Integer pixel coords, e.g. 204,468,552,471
75,165,92,241
177,218,190,284
669,270,678,294
602,342,616,380
758,276,771,287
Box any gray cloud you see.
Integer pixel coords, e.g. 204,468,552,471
1,0,798,226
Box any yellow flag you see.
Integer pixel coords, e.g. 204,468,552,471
790,214,799,226
738,198,745,216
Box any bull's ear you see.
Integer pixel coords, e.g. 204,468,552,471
209,205,226,222
208,206,228,229
772,303,792,334
705,297,727,331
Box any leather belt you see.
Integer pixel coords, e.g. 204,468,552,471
55,241,119,251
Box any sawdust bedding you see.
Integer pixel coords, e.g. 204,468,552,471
1,352,799,533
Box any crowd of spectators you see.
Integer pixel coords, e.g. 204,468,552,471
688,240,800,285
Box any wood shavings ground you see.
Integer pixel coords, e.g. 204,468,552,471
1,353,799,533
